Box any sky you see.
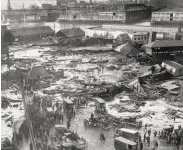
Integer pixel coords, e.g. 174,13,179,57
1,0,183,10
1,0,103,10
1,0,57,10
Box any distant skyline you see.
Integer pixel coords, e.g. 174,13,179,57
1,0,107,10
1,0,183,10
2,0,125,10
1,0,57,10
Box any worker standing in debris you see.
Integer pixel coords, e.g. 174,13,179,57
152,140,158,150
75,117,79,132
148,128,151,137
153,130,157,138
176,134,181,150
67,121,70,130
146,135,150,147
100,131,105,142
144,124,148,132
139,141,143,150
91,112,94,121
144,132,146,143
173,116,176,121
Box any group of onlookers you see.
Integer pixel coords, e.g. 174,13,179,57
143,124,182,150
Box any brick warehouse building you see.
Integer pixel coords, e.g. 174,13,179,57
58,3,151,24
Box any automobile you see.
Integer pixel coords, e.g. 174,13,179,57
114,136,137,150
115,128,140,142
55,124,68,136
63,99,74,112
94,97,106,113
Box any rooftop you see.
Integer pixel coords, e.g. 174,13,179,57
143,40,183,48
95,97,105,103
162,61,183,69
87,27,148,35
115,137,137,146
42,4,53,9
119,128,139,134
28,64,50,80
10,26,55,37
154,8,183,13
56,28,85,38
64,99,74,104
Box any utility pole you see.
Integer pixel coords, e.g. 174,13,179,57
7,0,12,10
23,3,25,27
17,69,37,150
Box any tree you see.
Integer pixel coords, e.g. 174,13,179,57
29,4,40,10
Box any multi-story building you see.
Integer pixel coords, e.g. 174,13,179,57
2,4,62,23
57,0,77,6
151,10,183,25
2,3,151,24
59,3,151,24
108,0,136,4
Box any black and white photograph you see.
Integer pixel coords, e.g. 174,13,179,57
1,0,183,150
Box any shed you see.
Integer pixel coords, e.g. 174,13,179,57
55,28,85,39
143,40,183,55
9,26,55,40
143,40,183,48
143,40,183,62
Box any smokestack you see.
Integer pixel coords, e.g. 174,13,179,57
90,0,92,4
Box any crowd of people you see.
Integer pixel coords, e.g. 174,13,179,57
143,124,183,150
158,125,182,149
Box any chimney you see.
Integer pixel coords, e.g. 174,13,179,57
90,0,92,4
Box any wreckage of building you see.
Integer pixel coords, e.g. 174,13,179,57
162,61,183,77
143,40,183,62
